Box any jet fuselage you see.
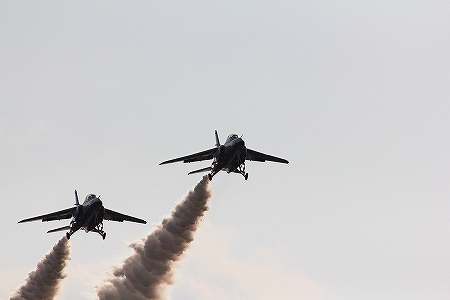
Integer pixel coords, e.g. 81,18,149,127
213,136,246,175
159,131,289,180
18,191,147,240
72,196,105,232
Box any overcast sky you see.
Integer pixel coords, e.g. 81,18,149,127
1,2,449,300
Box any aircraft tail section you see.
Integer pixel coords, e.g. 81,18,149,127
215,130,220,147
188,166,212,175
47,225,71,234
74,190,79,206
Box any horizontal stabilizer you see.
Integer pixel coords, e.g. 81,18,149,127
188,166,212,175
47,225,70,234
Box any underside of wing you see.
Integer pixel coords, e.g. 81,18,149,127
18,207,75,223
246,148,289,164
160,147,217,165
104,208,147,224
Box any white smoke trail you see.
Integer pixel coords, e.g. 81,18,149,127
97,175,211,300
10,236,70,300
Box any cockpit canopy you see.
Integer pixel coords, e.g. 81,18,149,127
225,134,239,143
84,194,97,203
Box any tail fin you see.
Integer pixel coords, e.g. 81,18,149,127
47,225,71,234
215,130,220,147
74,190,79,206
188,166,212,175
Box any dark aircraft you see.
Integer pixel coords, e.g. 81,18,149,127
160,130,289,180
18,190,146,240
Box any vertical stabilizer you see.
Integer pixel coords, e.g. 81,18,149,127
74,190,79,206
215,130,220,147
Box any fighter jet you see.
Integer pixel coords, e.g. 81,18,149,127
160,130,289,180
18,190,146,240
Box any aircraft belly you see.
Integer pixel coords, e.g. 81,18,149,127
222,160,234,173
84,207,104,231
82,214,95,230
223,150,242,173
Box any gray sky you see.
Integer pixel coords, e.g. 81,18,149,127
1,2,449,299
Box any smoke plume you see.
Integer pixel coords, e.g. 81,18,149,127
97,175,211,300
11,236,70,300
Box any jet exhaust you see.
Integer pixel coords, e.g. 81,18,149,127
96,175,211,300
10,236,70,300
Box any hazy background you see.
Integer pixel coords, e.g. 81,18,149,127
1,2,449,299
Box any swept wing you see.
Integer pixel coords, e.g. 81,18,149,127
159,148,217,164
104,208,147,224
18,207,75,223
246,149,289,164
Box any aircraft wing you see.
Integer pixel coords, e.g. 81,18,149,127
159,147,217,164
18,207,75,223
104,208,147,224
246,148,289,164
